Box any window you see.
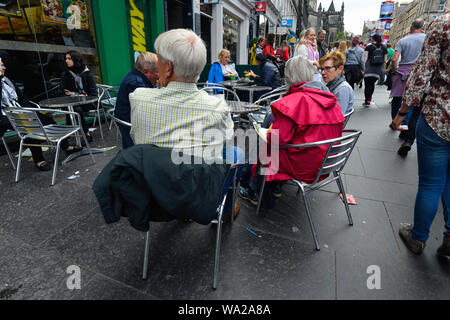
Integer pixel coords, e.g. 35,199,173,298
0,0,100,100
438,0,446,12
223,12,239,64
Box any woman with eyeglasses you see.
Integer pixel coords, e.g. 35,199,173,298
319,51,354,115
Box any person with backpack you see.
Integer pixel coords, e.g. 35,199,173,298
344,36,365,89
362,34,388,106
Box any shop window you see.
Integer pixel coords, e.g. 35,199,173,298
0,0,100,101
223,12,239,64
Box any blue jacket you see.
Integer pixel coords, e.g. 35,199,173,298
208,62,223,85
255,60,280,90
115,68,153,123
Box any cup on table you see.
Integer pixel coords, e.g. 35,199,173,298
230,74,235,80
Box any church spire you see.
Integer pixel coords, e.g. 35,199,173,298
328,0,335,12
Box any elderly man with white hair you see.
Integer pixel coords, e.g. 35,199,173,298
129,28,242,221
239,55,345,207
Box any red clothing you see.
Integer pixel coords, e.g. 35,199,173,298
264,82,345,184
263,43,275,57
276,48,289,62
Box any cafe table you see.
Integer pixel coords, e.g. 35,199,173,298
39,95,106,165
233,85,273,103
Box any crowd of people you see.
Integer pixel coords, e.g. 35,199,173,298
0,14,448,258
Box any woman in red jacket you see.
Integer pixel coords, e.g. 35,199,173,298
239,55,345,207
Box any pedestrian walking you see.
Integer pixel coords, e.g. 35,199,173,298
389,19,426,137
344,36,365,89
362,34,387,106
391,14,450,257
275,40,290,62
317,30,328,58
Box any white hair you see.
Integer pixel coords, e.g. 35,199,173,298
285,55,314,87
154,29,207,82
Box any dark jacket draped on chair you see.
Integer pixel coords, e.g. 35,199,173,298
92,144,231,232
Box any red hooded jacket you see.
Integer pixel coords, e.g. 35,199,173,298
264,82,345,184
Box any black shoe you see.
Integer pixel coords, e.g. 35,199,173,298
398,141,412,157
65,146,83,156
35,161,51,172
437,236,450,257
81,134,93,146
399,223,426,254
239,186,259,206
271,183,282,198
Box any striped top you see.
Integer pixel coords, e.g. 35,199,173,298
130,81,234,154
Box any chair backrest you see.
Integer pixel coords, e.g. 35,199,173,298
281,129,362,185
200,86,240,102
4,105,48,140
343,108,354,128
106,108,132,127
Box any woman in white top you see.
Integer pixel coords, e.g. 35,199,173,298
294,28,321,80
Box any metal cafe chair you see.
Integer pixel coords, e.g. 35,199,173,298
255,85,288,103
343,108,355,128
4,104,95,186
1,132,16,169
106,108,131,144
200,85,240,102
142,163,240,289
255,129,362,251
89,85,107,143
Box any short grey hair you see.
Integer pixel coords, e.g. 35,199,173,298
318,30,326,35
134,52,157,72
154,29,207,82
285,55,314,87
411,18,425,30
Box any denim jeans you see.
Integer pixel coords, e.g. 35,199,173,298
221,145,245,217
412,114,450,241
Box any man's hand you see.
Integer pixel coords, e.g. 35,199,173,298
64,89,73,96
246,70,256,78
313,61,320,68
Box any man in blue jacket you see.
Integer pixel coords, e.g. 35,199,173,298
115,52,159,148
246,53,280,100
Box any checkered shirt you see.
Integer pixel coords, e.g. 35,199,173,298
130,81,234,154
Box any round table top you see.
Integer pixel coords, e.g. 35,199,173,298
220,79,254,87
233,85,273,92
39,95,98,108
227,101,263,114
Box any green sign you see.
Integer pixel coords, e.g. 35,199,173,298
125,0,152,63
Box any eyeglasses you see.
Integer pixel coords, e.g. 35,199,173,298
321,66,337,72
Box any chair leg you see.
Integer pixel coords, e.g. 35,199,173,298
52,142,61,186
335,173,353,226
213,210,223,289
301,192,320,251
142,229,151,280
255,176,267,216
2,136,16,170
97,109,104,143
230,167,239,224
15,140,24,183
80,129,96,165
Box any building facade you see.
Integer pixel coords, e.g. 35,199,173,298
389,0,448,46
306,0,345,45
361,20,378,45
0,0,166,101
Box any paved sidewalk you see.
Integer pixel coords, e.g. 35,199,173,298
0,85,449,300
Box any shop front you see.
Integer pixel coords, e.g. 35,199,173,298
0,0,165,101
206,0,252,65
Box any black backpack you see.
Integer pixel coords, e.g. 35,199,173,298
370,45,385,65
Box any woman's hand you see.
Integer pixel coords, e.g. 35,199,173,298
64,89,73,96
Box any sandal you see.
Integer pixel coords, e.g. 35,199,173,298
65,146,83,156
35,161,51,172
